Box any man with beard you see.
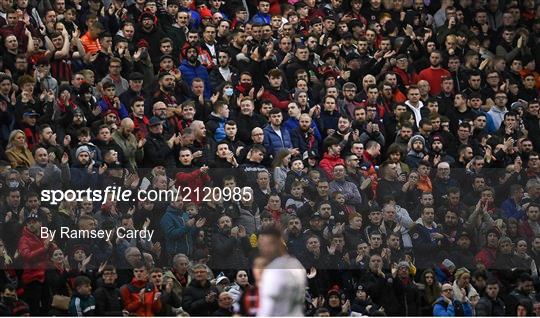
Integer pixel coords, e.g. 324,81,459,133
284,102,321,140
34,124,67,161
70,145,107,189
290,113,320,158
153,72,181,109
418,51,451,96
284,216,306,258
339,82,362,119
211,215,250,276
179,45,212,99
439,209,465,248
443,231,476,269
428,136,455,166
150,102,174,139
234,97,267,144
405,135,427,169
134,11,165,65
209,50,238,90
111,118,145,171
462,70,482,98
432,162,459,206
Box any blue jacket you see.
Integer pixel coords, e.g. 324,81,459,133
433,297,472,316
70,163,101,190
179,60,212,99
160,205,197,256
282,117,322,141
251,12,270,24
97,99,129,119
263,124,293,156
501,198,525,220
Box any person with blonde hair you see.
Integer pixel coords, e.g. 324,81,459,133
5,130,35,168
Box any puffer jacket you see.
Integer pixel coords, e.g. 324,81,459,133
94,283,124,316
263,124,292,156
119,278,162,316
179,60,212,99
17,226,57,285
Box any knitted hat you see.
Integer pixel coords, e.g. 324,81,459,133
442,258,456,270
409,135,426,148
75,145,90,157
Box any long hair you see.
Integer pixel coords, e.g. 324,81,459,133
6,130,26,150
271,149,291,169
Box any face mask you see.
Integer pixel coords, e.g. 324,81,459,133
224,87,234,96
240,83,252,91
8,181,19,188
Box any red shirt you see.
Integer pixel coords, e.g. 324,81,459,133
417,67,451,96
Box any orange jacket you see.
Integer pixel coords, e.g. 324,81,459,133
120,278,162,316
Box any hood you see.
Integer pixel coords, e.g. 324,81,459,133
415,217,437,229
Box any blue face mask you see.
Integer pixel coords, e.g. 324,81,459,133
224,87,234,96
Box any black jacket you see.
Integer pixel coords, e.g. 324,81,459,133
94,283,124,316
182,280,219,316
476,296,506,316
143,132,175,168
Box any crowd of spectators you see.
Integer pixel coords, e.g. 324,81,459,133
0,0,539,315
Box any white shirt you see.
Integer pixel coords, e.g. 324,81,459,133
219,67,232,82
258,255,307,316
405,100,424,128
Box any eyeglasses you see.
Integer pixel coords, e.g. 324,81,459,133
443,289,453,292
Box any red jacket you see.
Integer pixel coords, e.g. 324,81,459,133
175,166,211,205
319,152,344,181
260,88,291,110
120,278,162,316
519,219,538,242
17,226,57,285
475,247,497,269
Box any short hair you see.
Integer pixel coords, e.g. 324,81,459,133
73,276,92,289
